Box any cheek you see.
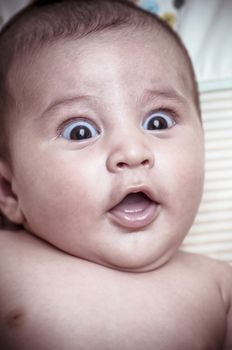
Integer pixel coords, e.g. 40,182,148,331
13,148,104,222
159,132,205,211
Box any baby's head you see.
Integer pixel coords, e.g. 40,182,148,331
0,0,204,272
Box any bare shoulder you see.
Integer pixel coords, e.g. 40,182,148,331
0,228,30,264
0,227,36,249
0,228,52,264
177,251,232,348
0,228,72,286
184,254,232,350
0,227,63,258
176,250,232,313
177,249,232,273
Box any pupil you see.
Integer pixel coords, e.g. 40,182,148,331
70,126,91,140
148,117,167,130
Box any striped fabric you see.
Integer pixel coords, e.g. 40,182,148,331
182,84,232,265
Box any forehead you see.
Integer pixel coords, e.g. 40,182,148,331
8,27,193,111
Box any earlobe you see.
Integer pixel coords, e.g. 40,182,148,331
0,160,25,224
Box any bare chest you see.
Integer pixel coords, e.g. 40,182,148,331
0,270,226,350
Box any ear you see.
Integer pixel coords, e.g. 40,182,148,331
0,159,25,224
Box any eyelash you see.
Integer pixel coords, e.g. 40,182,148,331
56,106,178,140
151,107,178,120
57,117,100,139
142,107,178,128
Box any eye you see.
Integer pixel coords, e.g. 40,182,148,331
143,111,176,131
61,119,100,141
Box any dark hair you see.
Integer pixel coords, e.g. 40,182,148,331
0,0,200,162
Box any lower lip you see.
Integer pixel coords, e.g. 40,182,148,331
108,201,159,230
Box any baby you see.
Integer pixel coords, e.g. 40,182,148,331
0,0,231,349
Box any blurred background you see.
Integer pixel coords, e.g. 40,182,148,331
1,0,232,82
0,0,232,264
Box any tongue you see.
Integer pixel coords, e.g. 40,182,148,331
113,193,151,213
109,192,158,229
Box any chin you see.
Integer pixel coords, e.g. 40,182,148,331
97,253,172,273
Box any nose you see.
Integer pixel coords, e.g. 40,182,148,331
106,131,154,173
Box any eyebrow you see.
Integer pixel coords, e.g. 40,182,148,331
139,87,188,106
41,86,187,118
42,94,97,117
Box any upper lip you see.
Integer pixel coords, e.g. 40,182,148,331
108,184,158,211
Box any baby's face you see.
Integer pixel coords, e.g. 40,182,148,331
7,28,204,272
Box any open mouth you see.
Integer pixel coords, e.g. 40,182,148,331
109,192,159,230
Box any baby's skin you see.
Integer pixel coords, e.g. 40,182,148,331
0,24,232,349
0,229,231,350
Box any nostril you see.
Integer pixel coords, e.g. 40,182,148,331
141,159,150,167
117,162,127,169
117,159,150,169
